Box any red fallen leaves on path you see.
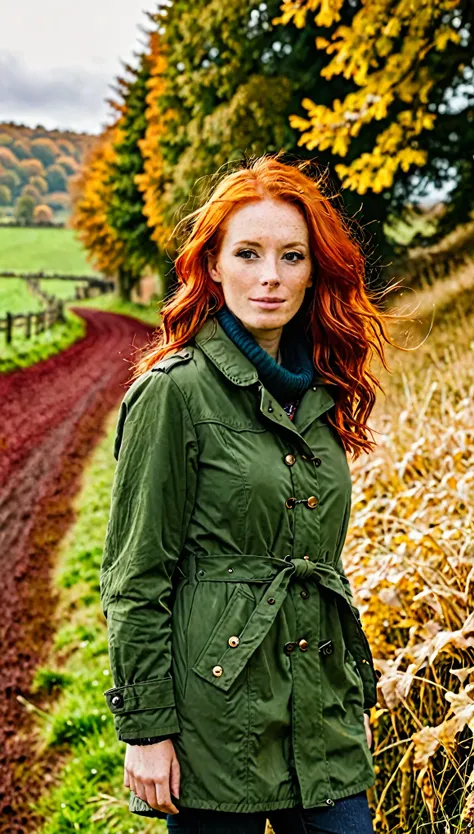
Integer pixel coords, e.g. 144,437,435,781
0,306,156,834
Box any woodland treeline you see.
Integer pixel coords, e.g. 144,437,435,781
0,124,93,224
68,0,474,300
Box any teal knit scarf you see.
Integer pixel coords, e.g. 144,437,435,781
215,304,315,405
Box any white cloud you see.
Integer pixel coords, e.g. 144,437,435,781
0,0,152,134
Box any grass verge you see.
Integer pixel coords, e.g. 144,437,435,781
68,293,161,328
30,409,166,833
0,308,86,374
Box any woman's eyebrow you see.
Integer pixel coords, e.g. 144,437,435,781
233,239,308,248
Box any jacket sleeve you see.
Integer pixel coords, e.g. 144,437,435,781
100,368,198,742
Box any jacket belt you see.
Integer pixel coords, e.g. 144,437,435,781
179,553,378,708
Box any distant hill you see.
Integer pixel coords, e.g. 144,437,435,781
0,122,96,224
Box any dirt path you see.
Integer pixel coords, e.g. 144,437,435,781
0,306,155,833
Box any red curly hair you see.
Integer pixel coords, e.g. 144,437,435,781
130,152,411,460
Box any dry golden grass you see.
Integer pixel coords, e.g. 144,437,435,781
345,260,474,831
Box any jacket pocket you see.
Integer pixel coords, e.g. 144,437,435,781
191,583,256,688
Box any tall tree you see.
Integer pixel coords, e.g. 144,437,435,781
69,125,125,278
104,49,163,300
134,15,177,288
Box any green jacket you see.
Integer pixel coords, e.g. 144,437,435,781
100,315,378,819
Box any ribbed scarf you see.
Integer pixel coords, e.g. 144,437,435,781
215,304,315,405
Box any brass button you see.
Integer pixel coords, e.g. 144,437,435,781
303,554,310,560
228,635,240,648
300,589,309,599
284,454,296,466
298,638,309,651
285,497,296,509
212,665,223,677
307,496,318,509
267,597,276,605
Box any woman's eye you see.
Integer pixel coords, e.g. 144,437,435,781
284,251,305,262
235,250,304,262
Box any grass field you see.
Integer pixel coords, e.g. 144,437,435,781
39,279,89,300
0,277,44,315
0,226,101,275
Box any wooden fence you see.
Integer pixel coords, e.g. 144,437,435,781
0,275,114,345
0,300,67,344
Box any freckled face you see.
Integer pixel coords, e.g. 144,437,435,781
208,198,313,337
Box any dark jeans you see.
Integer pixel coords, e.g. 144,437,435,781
166,790,374,833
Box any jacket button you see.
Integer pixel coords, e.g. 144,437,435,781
298,638,309,651
300,589,309,599
285,497,296,509
228,635,240,647
284,641,297,655
111,694,123,708
307,496,318,509
325,798,335,806
284,454,296,466
303,554,310,560
212,665,223,677
267,597,276,605
313,458,322,467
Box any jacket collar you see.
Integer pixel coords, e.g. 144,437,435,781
194,316,259,387
194,316,336,458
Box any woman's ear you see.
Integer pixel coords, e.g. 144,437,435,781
208,255,221,283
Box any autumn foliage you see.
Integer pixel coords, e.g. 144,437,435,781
272,0,463,195
343,264,474,830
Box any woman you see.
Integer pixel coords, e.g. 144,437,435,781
100,153,399,833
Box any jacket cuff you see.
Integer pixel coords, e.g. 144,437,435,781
123,733,179,745
103,676,180,740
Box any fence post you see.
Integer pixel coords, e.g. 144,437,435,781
6,312,12,344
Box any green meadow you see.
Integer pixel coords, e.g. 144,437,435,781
0,226,160,372
0,226,101,275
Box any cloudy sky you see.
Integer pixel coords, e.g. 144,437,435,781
1,0,153,135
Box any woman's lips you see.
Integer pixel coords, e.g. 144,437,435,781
250,299,285,309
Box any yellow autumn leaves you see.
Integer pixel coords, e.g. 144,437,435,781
273,0,462,194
